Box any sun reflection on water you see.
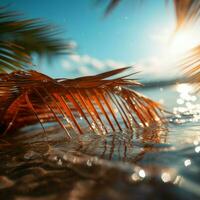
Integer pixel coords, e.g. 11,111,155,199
171,83,200,124
138,169,146,178
161,172,171,183
195,146,200,153
184,159,191,167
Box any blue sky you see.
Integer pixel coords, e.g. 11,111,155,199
2,0,181,81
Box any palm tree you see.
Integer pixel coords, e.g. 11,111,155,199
0,6,73,72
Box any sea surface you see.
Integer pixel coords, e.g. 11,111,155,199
0,83,200,200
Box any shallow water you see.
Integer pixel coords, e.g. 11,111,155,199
0,83,200,200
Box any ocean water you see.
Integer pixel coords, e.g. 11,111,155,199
0,83,200,200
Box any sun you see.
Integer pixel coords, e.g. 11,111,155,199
168,29,200,57
151,27,200,61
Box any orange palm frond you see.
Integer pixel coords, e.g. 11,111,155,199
173,0,200,30
0,67,165,138
182,45,200,91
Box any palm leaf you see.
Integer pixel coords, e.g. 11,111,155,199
173,1,200,89
182,45,200,91
98,0,121,16
99,1,200,89
0,7,73,72
100,0,200,29
173,0,200,30
0,67,165,138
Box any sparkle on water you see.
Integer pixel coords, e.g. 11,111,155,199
172,83,200,124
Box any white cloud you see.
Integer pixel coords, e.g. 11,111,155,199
68,40,78,49
150,28,171,45
79,66,92,76
62,53,180,81
69,54,81,63
81,55,92,63
68,54,105,70
136,55,180,81
61,60,71,70
105,59,126,68
62,54,128,77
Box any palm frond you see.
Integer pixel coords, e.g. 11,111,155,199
0,7,74,72
173,0,200,30
0,67,165,138
182,45,200,91
99,0,121,16
100,0,200,29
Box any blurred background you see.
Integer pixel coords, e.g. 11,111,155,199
2,0,199,82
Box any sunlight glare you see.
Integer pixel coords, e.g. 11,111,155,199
138,169,146,178
168,29,200,57
161,172,171,183
176,84,193,96
195,146,200,153
184,159,191,167
154,27,200,60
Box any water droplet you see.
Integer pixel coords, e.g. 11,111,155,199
114,86,122,94
65,116,78,133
